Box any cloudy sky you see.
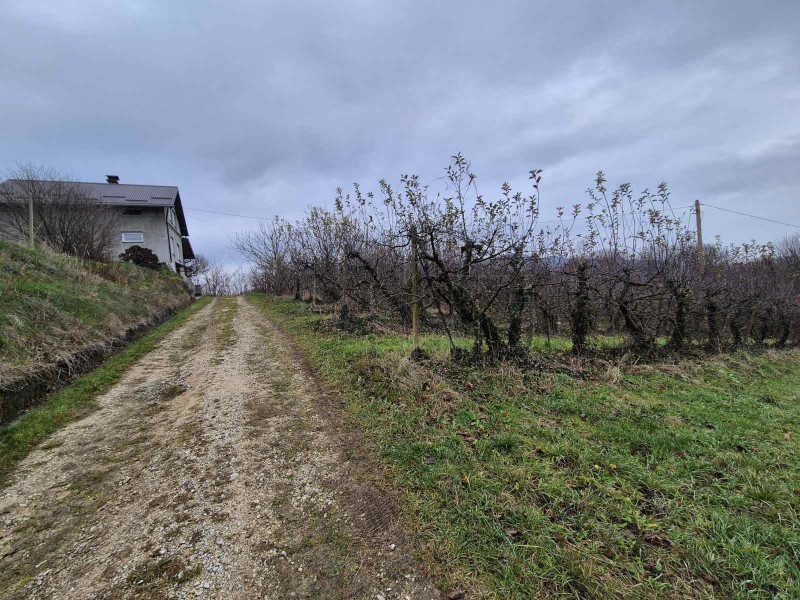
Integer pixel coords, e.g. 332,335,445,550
2,0,799,265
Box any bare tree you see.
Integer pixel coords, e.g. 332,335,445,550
778,233,800,277
232,217,295,294
392,154,542,357
198,258,248,296
0,163,121,261
237,154,799,357
186,253,211,283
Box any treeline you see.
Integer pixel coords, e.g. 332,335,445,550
236,155,799,357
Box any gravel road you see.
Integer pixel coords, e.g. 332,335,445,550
0,297,439,600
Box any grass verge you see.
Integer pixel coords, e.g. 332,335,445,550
252,294,800,600
0,297,211,484
215,296,239,351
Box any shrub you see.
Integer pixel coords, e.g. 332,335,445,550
119,245,160,270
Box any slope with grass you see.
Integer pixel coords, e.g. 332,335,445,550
0,240,191,420
0,296,210,482
255,295,800,599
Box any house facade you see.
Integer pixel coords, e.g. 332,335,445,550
0,175,195,275
104,179,194,274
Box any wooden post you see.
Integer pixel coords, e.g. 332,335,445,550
28,191,34,247
410,224,420,352
368,283,375,317
694,199,704,275
341,248,349,311
312,265,317,311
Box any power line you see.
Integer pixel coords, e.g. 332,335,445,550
184,207,270,220
184,202,799,232
185,211,240,234
701,202,800,230
183,204,697,225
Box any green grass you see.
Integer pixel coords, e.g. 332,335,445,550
253,294,800,599
0,297,210,484
0,240,190,379
215,296,238,350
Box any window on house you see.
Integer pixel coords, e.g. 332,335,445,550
122,232,144,243
122,208,142,216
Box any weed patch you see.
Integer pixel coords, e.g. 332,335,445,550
124,556,201,596
214,296,238,353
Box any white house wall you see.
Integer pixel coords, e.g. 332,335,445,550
165,207,185,268
117,207,175,268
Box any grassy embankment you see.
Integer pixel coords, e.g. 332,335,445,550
253,295,800,599
0,239,208,481
0,239,190,381
0,296,210,482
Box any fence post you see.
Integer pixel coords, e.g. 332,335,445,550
410,224,420,352
28,192,34,247
312,267,317,311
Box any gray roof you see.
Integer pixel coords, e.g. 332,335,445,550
181,237,195,260
1,179,190,237
76,182,179,206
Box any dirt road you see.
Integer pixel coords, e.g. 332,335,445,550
0,297,439,599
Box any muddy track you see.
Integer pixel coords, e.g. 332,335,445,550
0,297,439,599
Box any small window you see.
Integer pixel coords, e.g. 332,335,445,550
122,208,142,216
122,232,144,243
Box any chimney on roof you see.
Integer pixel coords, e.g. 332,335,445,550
106,175,120,184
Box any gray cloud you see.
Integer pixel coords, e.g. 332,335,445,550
2,0,798,265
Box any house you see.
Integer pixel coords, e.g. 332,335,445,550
0,175,195,276
88,175,195,275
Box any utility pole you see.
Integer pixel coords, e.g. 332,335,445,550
694,199,704,275
410,223,420,352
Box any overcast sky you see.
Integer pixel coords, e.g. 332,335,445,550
2,0,799,266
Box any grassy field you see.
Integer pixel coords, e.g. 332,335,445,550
0,240,190,380
0,297,210,484
254,295,800,599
